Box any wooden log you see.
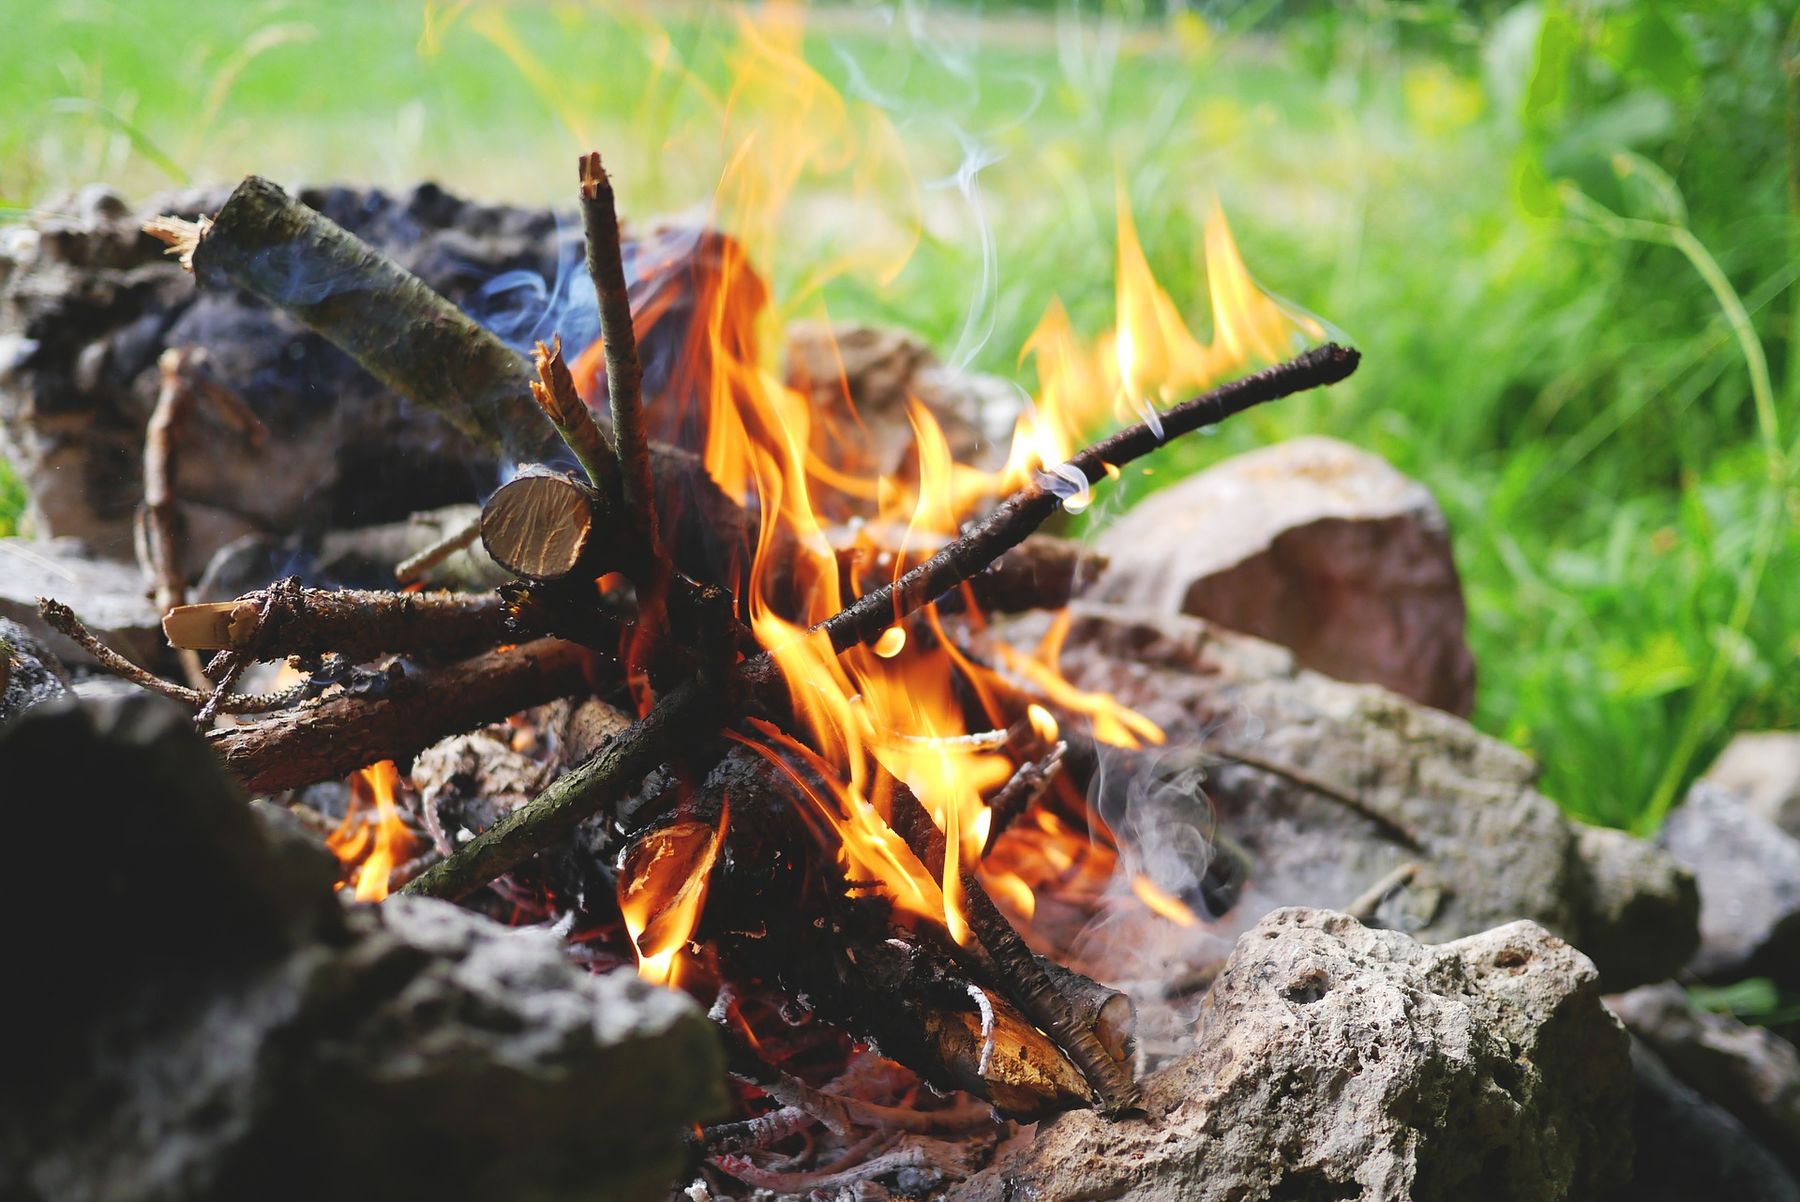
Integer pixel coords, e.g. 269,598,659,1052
209,638,597,794
480,474,612,582
163,586,508,664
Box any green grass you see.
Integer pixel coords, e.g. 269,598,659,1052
3,1,1795,832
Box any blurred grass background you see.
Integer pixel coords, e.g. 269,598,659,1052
2,0,1796,834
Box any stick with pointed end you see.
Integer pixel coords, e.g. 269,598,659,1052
579,152,660,564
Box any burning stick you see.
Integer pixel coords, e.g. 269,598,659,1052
210,638,597,795
981,742,1066,855
406,345,1360,905
804,343,1360,660
884,781,1138,1113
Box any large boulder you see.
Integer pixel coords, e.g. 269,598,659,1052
951,908,1632,1202
1009,603,1697,991
1091,436,1476,715
0,616,68,723
0,694,725,1202
1657,781,1800,984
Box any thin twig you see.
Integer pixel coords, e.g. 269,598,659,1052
1211,742,1423,852
982,741,1065,855
579,151,658,561
36,599,305,715
758,1071,994,1138
394,513,483,587
1343,861,1421,926
138,346,265,690
778,343,1360,667
528,334,619,498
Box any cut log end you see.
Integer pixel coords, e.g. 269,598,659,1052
481,475,600,582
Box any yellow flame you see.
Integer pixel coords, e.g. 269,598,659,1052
1132,874,1198,927
620,808,726,987
327,761,415,902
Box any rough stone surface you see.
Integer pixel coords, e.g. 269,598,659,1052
1006,603,1697,991
1657,781,1800,984
1705,731,1800,839
0,615,68,722
0,536,164,666
1626,1037,1800,1202
1611,981,1800,1171
951,908,1632,1202
1091,436,1476,715
0,694,725,1202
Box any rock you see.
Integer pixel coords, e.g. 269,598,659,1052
1626,1037,1800,1202
1014,603,1696,991
1657,781,1800,984
1610,982,1800,1171
0,536,164,666
951,908,1632,1202
1092,436,1476,715
0,616,69,722
0,694,725,1202
1705,731,1800,838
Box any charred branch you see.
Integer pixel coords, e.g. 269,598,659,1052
884,781,1137,1112
809,344,1360,658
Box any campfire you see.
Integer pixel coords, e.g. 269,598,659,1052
17,19,1371,1188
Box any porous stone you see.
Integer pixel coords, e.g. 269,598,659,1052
1705,731,1800,839
1091,436,1476,715
1014,603,1697,991
0,694,725,1202
1611,981,1800,1171
1657,781,1800,984
951,908,1632,1202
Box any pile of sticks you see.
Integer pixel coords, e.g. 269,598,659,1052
45,157,1358,1122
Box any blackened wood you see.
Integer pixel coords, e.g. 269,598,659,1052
885,781,1137,1112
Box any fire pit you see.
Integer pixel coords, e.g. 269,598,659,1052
0,68,1699,1202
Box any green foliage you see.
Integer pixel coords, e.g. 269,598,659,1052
1,0,1794,831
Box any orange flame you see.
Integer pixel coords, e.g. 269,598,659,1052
327,761,416,902
619,806,726,987
513,4,1325,958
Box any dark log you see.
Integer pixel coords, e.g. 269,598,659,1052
209,638,597,794
163,585,508,664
